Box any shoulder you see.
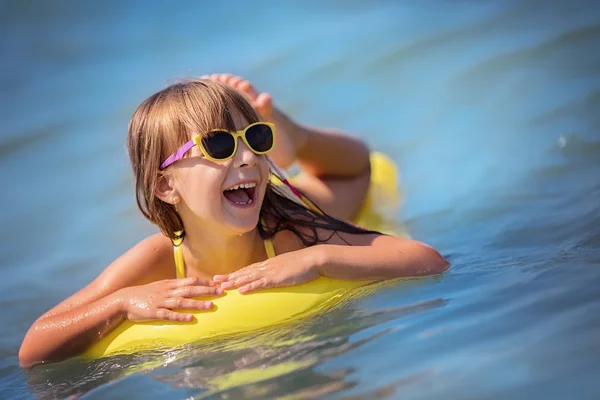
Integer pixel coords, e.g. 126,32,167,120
97,233,176,288
267,213,381,254
270,229,304,254
133,233,174,261
261,213,303,254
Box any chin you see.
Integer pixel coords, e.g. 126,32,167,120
223,215,261,236
220,189,265,235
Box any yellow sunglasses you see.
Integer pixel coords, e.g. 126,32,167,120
160,122,276,169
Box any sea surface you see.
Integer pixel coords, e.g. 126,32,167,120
1,0,600,398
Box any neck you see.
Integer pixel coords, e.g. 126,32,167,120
180,221,267,279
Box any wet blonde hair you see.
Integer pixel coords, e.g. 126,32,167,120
127,78,376,245
127,79,259,239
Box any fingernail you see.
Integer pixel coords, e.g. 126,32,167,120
204,301,213,308
221,282,232,289
238,287,248,294
216,288,224,295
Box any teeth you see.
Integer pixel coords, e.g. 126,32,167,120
234,199,253,205
225,182,256,191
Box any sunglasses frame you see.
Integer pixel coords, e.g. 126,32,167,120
160,122,276,169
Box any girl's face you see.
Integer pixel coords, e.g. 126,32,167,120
169,112,270,236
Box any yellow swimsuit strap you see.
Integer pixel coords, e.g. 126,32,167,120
173,232,276,279
174,242,186,279
264,236,276,259
173,231,186,279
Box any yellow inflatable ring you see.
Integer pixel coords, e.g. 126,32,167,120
84,152,401,358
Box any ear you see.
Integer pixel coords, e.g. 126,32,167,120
154,173,179,205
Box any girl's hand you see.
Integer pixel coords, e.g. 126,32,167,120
202,73,304,169
120,277,224,322
213,248,323,294
202,73,273,119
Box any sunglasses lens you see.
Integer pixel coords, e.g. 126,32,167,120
202,131,235,159
246,124,274,153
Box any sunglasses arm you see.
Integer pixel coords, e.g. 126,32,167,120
160,138,197,170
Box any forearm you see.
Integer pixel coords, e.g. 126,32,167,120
270,108,370,177
315,239,449,280
19,291,126,367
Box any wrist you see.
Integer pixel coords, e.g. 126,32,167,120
270,108,309,153
311,244,333,276
111,288,129,317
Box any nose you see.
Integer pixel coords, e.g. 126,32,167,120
232,137,258,168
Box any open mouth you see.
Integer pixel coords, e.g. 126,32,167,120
222,182,257,206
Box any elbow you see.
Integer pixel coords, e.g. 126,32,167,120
418,243,449,275
377,237,450,278
19,326,48,368
18,342,38,368
396,241,448,277
19,326,51,368
19,338,66,368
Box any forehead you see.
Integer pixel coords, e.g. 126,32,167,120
226,106,250,130
192,94,259,138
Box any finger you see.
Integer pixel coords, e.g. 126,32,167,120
214,269,243,283
199,74,210,79
224,75,241,86
165,297,214,310
216,73,233,83
255,93,273,117
239,277,269,294
155,308,193,322
223,261,264,281
210,73,220,81
172,286,224,297
171,277,211,288
221,273,257,289
237,79,259,98
229,76,249,93
228,75,243,85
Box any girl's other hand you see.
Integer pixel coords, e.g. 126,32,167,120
201,73,302,169
119,277,224,322
213,248,323,294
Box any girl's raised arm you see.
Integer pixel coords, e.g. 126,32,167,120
207,74,371,222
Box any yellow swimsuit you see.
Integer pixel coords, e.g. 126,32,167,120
174,235,276,279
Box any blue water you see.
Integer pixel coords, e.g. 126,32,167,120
2,0,600,398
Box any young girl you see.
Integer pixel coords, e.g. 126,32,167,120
19,74,448,367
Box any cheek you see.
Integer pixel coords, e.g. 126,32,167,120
178,168,225,213
259,158,271,195
259,157,270,179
